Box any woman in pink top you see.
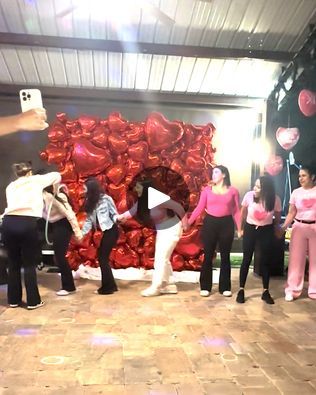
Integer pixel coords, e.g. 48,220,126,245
118,179,188,297
236,175,281,304
188,165,241,297
280,165,316,301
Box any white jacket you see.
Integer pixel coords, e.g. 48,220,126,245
5,172,61,218
43,191,82,240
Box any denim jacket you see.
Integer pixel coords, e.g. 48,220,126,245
82,194,118,235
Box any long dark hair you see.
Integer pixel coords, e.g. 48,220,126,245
136,179,153,225
259,175,275,212
214,165,231,187
84,178,103,214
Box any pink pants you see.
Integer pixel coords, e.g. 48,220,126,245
285,222,316,299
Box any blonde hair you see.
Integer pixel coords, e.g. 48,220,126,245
12,161,33,177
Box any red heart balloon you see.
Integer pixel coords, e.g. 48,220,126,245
106,164,126,185
175,227,202,257
108,133,128,154
298,89,316,117
60,161,77,183
56,112,68,123
264,155,283,176
146,153,161,167
128,141,149,162
72,138,111,177
46,145,67,164
126,159,143,177
145,112,184,151
171,253,185,271
108,112,127,133
66,120,79,133
276,127,300,151
91,126,109,147
126,230,142,248
107,183,126,201
112,245,139,268
126,122,145,143
186,155,207,172
48,122,68,142
78,115,98,135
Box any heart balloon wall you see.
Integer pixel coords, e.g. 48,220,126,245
276,127,300,151
41,112,216,272
298,89,316,117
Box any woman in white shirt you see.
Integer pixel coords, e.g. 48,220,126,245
2,161,60,309
118,179,188,297
43,184,82,296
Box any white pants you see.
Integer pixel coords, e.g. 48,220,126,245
152,217,183,289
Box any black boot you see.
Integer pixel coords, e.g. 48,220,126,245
261,290,274,304
236,289,245,303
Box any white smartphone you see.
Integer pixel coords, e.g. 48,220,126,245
19,89,43,112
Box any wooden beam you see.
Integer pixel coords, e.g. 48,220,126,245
0,83,264,109
0,32,293,62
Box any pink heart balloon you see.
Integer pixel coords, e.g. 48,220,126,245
298,89,316,117
276,127,300,151
264,155,283,176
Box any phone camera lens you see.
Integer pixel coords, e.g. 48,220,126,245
22,92,26,96
23,97,27,101
27,94,31,99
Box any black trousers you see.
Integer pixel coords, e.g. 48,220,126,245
51,218,75,292
98,224,119,292
200,214,234,293
2,215,41,306
239,222,274,289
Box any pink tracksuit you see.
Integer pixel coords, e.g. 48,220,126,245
285,186,316,299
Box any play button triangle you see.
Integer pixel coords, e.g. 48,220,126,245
148,187,170,209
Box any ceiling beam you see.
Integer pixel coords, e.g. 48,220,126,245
0,32,292,62
0,83,264,109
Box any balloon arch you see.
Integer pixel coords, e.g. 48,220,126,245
40,112,216,271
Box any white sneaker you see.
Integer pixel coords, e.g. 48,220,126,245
200,290,210,297
27,301,45,310
56,289,76,296
223,291,232,297
141,286,160,297
160,284,178,294
285,293,294,302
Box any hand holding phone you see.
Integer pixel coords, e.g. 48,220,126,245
20,89,43,112
18,89,48,130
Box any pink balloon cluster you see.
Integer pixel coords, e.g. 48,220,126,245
40,112,216,271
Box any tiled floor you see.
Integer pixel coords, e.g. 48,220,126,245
0,268,316,395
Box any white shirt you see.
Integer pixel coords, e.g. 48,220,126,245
5,172,61,218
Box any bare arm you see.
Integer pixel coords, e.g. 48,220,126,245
240,205,248,236
0,109,48,136
280,204,297,232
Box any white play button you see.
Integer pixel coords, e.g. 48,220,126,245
148,187,170,209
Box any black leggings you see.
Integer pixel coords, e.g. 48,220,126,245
2,215,42,306
98,224,119,292
200,214,234,292
239,222,274,289
51,218,75,292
